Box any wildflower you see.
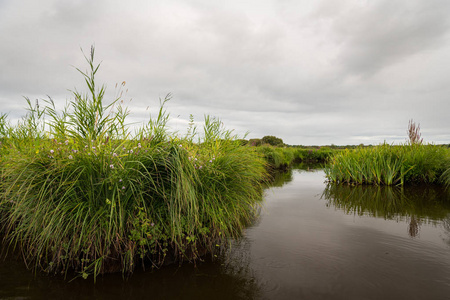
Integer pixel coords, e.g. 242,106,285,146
199,165,202,169
209,160,212,163
113,152,118,157
65,140,69,145
122,186,125,190
138,143,141,148
50,150,54,154
179,144,182,147
151,223,155,227
130,149,133,154
72,149,78,153
68,155,73,159
119,179,122,182
110,164,114,169
92,146,96,150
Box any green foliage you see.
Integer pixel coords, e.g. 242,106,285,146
248,138,262,146
0,47,267,280
261,135,284,146
256,146,293,169
293,148,334,162
325,143,450,186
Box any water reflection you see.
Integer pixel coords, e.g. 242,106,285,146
322,184,450,238
0,244,261,300
267,167,294,187
266,163,323,188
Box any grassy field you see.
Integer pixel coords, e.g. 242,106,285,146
0,48,268,279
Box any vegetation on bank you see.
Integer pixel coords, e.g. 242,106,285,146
0,48,267,279
324,124,450,186
254,146,335,170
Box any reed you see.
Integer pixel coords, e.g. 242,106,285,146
256,146,294,169
324,143,450,186
0,47,267,279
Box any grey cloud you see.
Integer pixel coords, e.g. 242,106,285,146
0,0,448,145
326,0,450,77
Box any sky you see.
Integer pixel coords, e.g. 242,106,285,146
0,0,449,146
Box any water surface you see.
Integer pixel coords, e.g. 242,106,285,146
2,167,450,299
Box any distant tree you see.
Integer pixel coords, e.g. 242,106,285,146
262,135,284,146
248,138,262,146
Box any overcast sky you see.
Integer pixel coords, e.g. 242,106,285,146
1,0,449,145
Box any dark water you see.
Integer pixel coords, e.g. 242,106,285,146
2,167,450,300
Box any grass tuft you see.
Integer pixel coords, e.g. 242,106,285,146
0,47,267,279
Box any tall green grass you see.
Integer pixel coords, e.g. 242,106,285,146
255,146,335,170
0,47,267,279
325,143,450,186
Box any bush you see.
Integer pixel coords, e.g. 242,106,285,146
261,135,284,146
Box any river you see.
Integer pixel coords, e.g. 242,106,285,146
2,166,450,299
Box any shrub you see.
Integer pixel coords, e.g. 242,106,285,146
261,135,284,146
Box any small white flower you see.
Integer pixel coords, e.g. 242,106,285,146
50,149,54,154
110,164,114,169
68,155,73,159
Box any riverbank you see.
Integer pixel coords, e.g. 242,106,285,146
324,143,450,186
0,48,268,280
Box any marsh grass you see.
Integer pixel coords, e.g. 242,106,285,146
0,47,267,279
255,146,334,171
325,143,450,186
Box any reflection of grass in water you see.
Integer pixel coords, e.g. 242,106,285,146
266,168,294,188
266,163,323,189
322,184,450,228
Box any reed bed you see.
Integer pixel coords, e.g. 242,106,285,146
255,146,334,170
0,47,267,279
324,143,450,186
